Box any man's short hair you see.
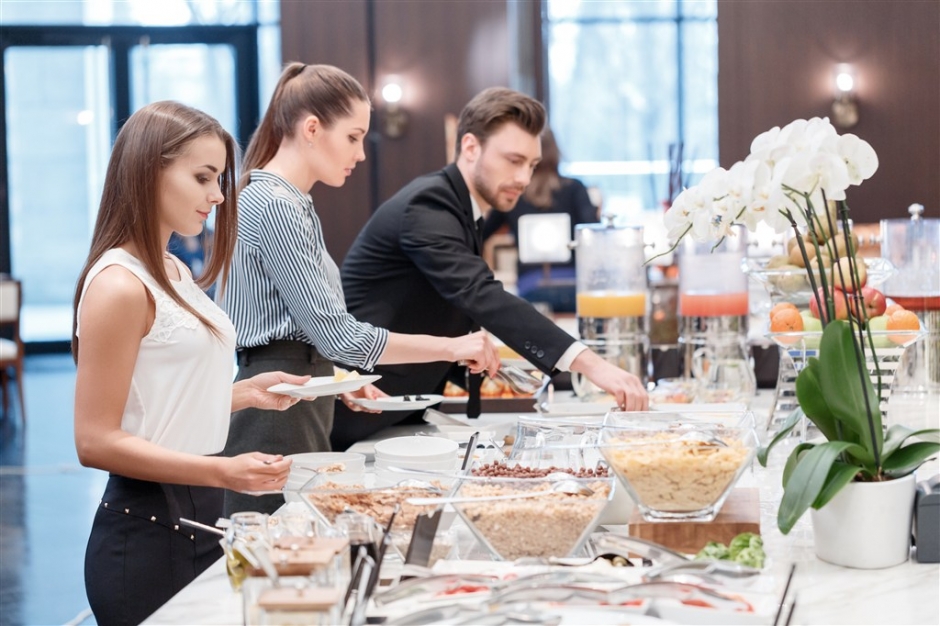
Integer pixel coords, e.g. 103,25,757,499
455,87,546,159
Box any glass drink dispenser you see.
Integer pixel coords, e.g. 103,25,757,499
677,225,755,401
881,203,940,392
573,221,649,396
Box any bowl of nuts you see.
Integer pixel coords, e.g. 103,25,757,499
598,415,758,522
450,461,615,561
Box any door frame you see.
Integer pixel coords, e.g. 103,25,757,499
0,25,259,351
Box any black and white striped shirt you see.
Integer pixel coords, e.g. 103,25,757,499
219,170,388,369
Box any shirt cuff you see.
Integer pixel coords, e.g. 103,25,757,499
554,342,588,372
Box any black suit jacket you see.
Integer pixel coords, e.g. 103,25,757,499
331,164,578,449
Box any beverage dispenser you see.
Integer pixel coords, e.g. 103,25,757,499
881,203,940,393
572,220,649,398
677,225,755,402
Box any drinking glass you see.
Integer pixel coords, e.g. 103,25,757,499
224,511,269,591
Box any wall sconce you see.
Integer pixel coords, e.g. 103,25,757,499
831,63,858,128
381,78,408,139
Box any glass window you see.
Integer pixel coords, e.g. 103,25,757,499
544,0,718,225
2,1,279,344
130,43,237,134
1,0,256,26
5,46,112,341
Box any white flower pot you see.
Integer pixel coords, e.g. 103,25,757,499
810,473,916,569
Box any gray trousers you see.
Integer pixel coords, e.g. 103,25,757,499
222,340,334,516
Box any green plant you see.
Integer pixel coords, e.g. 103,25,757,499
758,319,940,534
658,116,939,535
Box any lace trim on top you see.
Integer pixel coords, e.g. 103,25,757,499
143,266,229,344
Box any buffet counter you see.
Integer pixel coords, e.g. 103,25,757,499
144,392,940,625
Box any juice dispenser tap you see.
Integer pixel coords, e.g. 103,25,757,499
571,218,649,398
881,203,940,393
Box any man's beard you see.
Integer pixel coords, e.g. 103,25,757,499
472,166,523,212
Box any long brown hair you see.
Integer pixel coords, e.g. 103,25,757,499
72,101,239,360
524,128,562,209
454,87,545,160
240,62,370,190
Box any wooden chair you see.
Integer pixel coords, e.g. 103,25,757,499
0,277,26,422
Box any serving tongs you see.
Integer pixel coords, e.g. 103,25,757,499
591,533,760,578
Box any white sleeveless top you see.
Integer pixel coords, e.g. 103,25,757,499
77,248,236,455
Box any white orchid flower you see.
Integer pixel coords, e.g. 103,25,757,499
745,160,790,233
837,133,879,184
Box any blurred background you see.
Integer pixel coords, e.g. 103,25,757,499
0,1,937,624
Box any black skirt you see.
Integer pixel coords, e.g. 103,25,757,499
84,474,223,626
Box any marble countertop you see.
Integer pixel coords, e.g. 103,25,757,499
144,392,940,625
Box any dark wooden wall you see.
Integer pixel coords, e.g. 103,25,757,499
280,0,510,263
718,0,940,223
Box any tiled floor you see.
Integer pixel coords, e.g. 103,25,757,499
1,354,104,626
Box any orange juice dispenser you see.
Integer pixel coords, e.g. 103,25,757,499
881,203,940,392
573,220,649,397
677,225,755,401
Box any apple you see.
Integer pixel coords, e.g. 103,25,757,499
867,314,892,348
809,286,849,321
857,286,887,318
800,310,823,348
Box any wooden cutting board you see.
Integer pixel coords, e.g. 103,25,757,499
627,488,761,555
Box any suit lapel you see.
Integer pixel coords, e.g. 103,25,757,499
443,164,482,256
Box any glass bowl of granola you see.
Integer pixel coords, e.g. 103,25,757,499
450,461,615,561
598,415,758,522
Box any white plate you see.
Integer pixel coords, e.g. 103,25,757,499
351,394,444,411
267,374,381,398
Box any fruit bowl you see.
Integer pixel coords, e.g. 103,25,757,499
451,463,615,561
744,256,895,306
598,415,758,522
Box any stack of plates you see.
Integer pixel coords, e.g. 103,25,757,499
373,436,459,486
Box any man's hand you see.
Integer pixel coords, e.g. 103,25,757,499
570,349,649,411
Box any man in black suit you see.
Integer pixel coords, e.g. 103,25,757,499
331,88,648,450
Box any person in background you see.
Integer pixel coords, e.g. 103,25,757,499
73,101,311,625
333,87,648,451
482,128,598,313
219,63,500,515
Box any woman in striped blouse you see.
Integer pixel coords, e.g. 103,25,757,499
220,63,500,515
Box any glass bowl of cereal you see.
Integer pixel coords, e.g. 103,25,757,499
450,461,615,561
598,415,758,522
300,479,446,533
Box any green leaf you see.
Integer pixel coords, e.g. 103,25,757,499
782,443,815,488
777,441,858,535
816,321,883,455
811,461,860,509
757,408,804,467
880,425,938,459
882,441,940,478
794,358,840,441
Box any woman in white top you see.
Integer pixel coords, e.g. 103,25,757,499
73,101,311,625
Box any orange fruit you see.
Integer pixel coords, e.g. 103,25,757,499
770,302,798,318
886,309,920,344
771,307,804,343
884,303,905,317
